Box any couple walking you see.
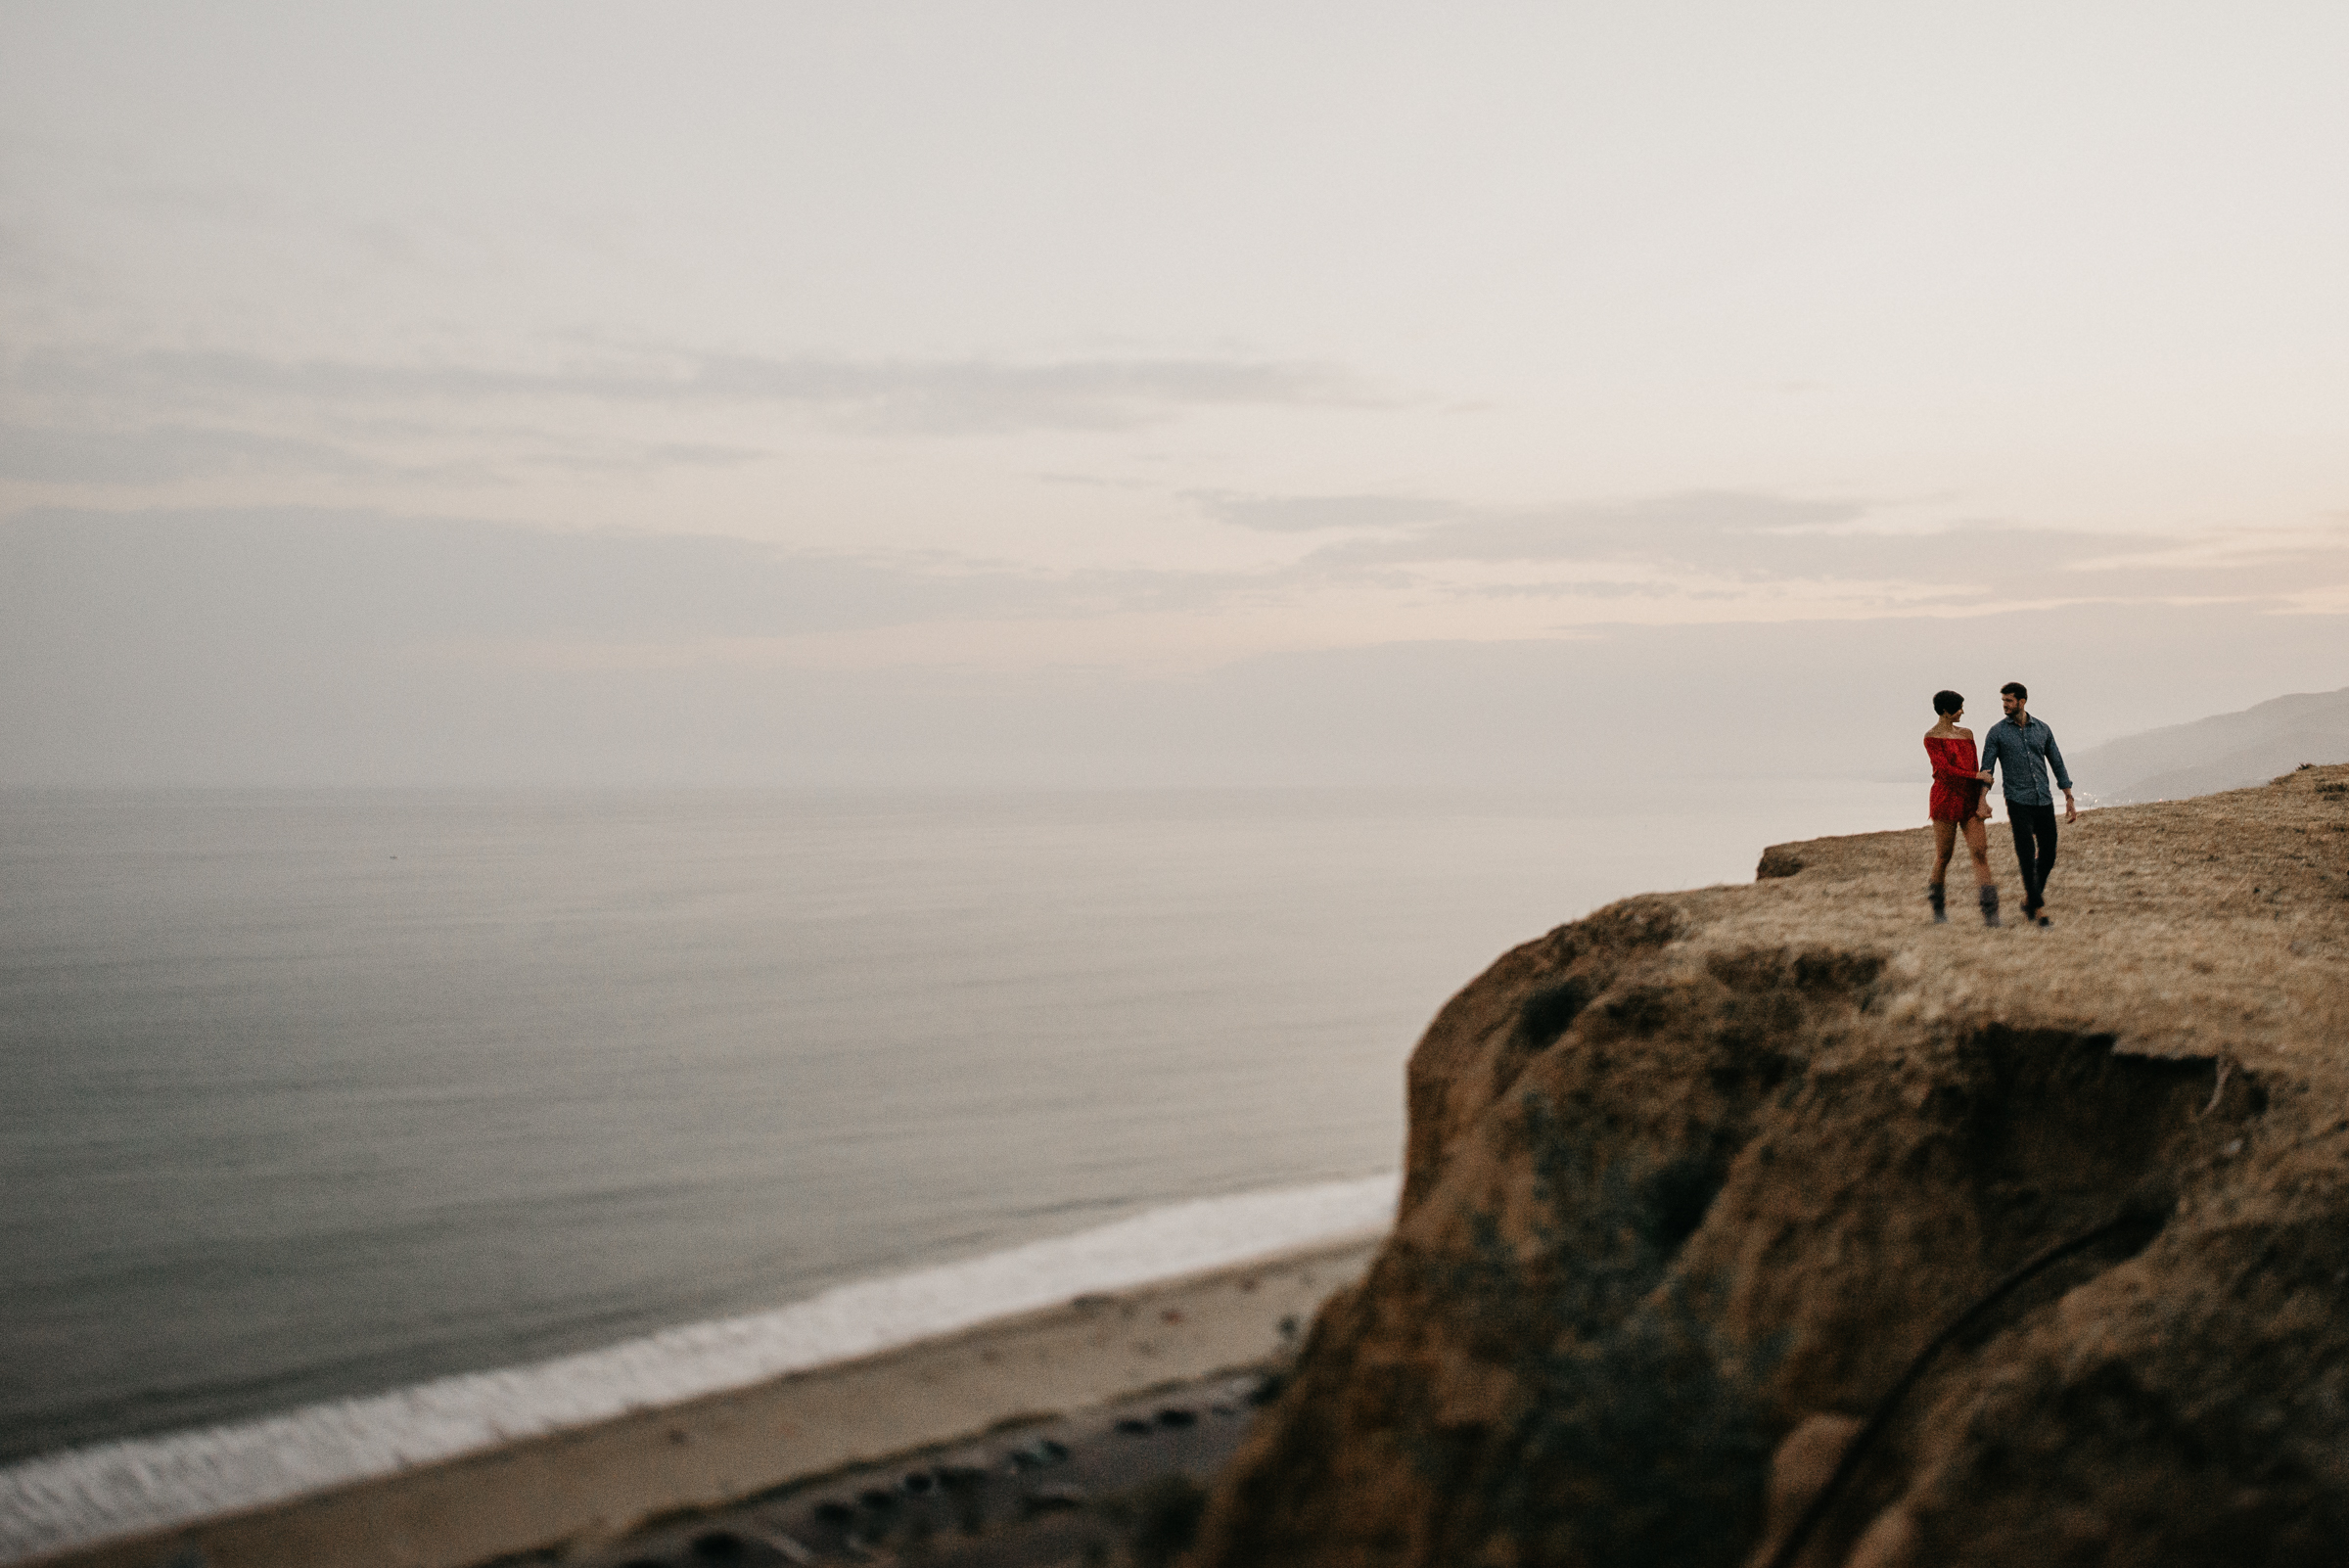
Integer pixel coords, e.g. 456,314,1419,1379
1922,682,2076,928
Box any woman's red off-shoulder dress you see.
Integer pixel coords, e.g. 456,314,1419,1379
1925,735,1985,823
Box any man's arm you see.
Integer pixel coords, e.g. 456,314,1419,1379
2044,722,2077,821
2043,724,2072,792
1975,724,2004,783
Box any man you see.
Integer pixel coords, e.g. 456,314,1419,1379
1976,681,2076,928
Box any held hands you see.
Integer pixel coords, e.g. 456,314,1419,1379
1976,770,1994,782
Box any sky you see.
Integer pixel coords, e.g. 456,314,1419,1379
5,2,2348,786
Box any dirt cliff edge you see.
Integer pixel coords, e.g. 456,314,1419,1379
1193,764,2349,1568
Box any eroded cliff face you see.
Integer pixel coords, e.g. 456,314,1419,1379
1192,763,2349,1568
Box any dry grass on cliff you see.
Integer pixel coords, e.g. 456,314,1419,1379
1734,760,2349,1070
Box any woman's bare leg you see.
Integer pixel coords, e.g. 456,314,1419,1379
1961,816,1995,887
1928,820,1957,921
1965,813,2002,924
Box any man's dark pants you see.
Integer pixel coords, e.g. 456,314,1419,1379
2007,802,2058,911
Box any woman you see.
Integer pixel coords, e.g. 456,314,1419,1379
1924,690,2000,926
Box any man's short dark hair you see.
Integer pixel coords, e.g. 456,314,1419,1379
2001,681,2028,702
1933,689,1964,715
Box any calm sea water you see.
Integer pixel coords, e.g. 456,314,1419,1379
0,783,1913,1470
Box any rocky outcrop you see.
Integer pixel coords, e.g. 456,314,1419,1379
1192,764,2349,1568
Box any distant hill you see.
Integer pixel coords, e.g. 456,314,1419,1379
2068,685,2349,804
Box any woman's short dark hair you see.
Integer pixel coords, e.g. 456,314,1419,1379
1933,689,1964,715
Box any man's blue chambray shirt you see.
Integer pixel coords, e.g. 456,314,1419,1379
1979,713,2072,806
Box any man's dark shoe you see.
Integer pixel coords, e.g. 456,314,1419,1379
1979,885,2002,927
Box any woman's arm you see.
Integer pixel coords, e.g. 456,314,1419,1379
1930,753,1978,785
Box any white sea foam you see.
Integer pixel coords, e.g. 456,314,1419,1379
0,1173,1398,1564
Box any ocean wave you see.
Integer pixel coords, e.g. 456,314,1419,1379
0,1173,1398,1563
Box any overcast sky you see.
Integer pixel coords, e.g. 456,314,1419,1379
5,3,2347,784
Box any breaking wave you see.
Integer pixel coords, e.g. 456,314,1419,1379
0,1173,1397,1564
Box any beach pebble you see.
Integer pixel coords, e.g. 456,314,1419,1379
1022,1485,1087,1516
1155,1407,1197,1428
1115,1417,1155,1436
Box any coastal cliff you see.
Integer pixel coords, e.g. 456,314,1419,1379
1192,764,2349,1567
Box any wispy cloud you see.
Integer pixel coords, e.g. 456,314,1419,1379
0,420,764,487
1296,492,1867,574
12,346,1376,437
9,496,2343,699
1186,490,1463,532
0,423,396,485
1199,486,2349,617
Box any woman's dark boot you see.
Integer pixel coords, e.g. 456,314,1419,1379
1927,883,1947,923
1979,885,2001,927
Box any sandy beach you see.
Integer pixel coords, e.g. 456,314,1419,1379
23,1235,1377,1568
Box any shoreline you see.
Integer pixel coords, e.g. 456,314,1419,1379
3,1176,1399,1565
18,1234,1381,1568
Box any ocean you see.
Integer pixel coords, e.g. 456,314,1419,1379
0,782,1915,1556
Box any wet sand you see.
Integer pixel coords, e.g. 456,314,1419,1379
27,1236,1378,1568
